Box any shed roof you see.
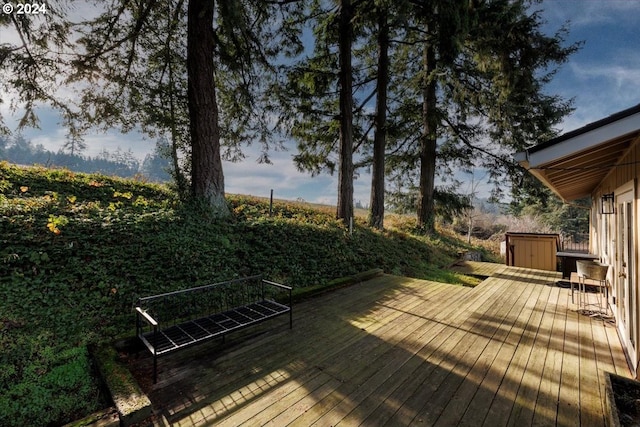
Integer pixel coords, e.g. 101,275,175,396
515,103,640,202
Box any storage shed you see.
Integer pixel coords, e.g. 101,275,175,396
505,232,560,271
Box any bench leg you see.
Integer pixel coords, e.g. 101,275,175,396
571,281,574,304
153,355,157,384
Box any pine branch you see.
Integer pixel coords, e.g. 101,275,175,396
441,115,516,171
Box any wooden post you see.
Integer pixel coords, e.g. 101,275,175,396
269,189,274,216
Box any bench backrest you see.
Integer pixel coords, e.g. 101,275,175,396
136,275,278,325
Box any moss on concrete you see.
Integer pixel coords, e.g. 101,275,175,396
93,345,152,427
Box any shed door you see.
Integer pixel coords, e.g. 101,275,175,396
511,237,556,271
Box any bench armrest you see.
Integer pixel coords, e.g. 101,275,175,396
136,307,158,327
262,279,292,291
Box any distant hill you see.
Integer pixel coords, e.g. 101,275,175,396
0,134,171,181
473,197,507,215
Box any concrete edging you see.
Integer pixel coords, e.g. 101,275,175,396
93,345,152,427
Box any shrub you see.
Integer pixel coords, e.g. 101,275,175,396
0,341,102,426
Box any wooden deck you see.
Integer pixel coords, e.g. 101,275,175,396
130,266,631,426
449,260,508,278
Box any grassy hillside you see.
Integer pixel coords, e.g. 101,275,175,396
0,162,486,425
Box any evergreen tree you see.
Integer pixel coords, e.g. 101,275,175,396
279,0,380,226
141,138,173,182
385,0,578,232
2,0,304,215
61,134,87,156
336,0,355,226
0,2,74,136
368,1,392,230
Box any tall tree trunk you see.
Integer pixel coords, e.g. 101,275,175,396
337,0,354,226
163,0,188,201
167,35,188,201
369,9,389,230
417,41,437,232
187,0,229,216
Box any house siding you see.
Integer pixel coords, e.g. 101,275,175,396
591,138,640,375
591,140,640,254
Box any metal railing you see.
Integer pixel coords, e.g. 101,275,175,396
560,232,589,253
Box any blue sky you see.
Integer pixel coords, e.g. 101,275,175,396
540,0,640,130
4,0,640,205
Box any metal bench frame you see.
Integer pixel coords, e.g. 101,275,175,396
135,275,292,383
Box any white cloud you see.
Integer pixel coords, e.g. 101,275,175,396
554,55,640,132
573,62,640,88
543,0,640,28
29,128,67,150
221,141,375,206
544,12,640,132
224,160,298,196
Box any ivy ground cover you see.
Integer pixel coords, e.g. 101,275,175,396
0,162,478,425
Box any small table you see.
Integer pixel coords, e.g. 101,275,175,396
570,272,609,314
557,252,599,279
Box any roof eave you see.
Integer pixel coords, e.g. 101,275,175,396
516,104,640,202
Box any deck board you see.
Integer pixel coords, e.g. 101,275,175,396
412,271,532,426
507,279,558,427
481,271,551,427
435,272,537,427
557,282,582,427
128,265,632,427
456,273,540,427
531,284,566,427
579,307,605,426
364,277,510,426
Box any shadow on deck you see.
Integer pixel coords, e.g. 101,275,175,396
126,266,630,426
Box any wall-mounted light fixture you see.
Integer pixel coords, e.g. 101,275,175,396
601,193,615,214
